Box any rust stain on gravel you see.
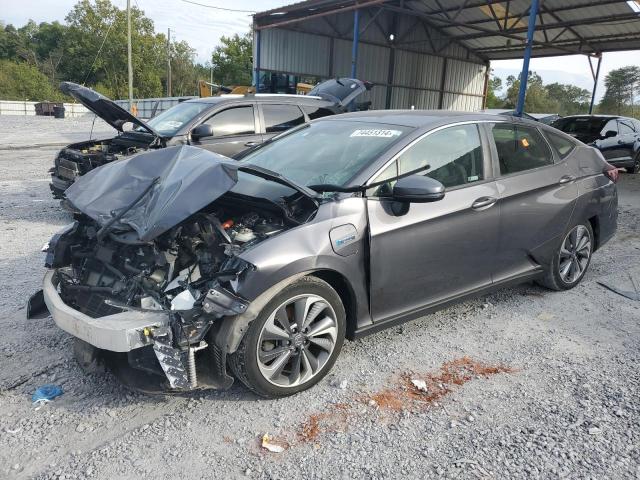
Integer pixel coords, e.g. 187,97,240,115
263,357,515,452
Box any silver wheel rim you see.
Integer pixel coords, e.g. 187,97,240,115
558,225,592,284
256,294,338,388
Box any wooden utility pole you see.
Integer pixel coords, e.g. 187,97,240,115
167,28,172,97
127,0,133,111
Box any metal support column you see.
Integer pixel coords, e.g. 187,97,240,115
385,48,395,109
438,58,448,109
515,0,540,117
482,62,490,109
588,54,602,114
351,9,360,78
253,28,261,90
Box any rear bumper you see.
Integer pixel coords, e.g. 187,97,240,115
43,270,169,352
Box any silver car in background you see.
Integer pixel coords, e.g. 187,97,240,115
30,111,618,397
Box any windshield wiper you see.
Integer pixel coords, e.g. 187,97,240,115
96,177,160,242
308,164,431,193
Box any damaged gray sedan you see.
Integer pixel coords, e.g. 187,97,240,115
29,111,618,397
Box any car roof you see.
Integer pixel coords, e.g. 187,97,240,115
314,110,540,128
559,114,622,120
183,94,333,107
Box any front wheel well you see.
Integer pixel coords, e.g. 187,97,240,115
309,270,357,340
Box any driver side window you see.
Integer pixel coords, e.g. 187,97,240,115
369,124,484,196
203,105,255,137
399,124,484,189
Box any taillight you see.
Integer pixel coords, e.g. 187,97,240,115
603,164,619,183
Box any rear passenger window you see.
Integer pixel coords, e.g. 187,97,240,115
263,104,305,133
545,131,576,159
491,124,553,175
394,124,484,189
618,121,635,135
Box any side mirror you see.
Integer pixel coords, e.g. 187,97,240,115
191,124,214,140
392,175,445,203
603,130,617,139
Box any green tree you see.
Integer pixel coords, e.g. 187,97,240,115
504,71,558,113
0,59,61,100
210,32,253,86
62,0,166,98
544,83,590,115
485,73,503,108
599,66,640,115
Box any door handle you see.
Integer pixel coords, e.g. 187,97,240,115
471,196,497,210
244,141,260,147
558,175,575,184
617,140,625,145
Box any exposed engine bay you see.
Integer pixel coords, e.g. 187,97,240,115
57,208,285,319
51,136,154,197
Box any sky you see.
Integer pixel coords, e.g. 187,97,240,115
2,0,639,101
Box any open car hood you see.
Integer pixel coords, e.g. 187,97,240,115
308,78,372,111
60,82,159,136
65,146,318,242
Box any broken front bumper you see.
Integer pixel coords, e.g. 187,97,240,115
42,270,169,352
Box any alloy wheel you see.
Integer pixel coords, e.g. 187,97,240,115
256,294,338,388
558,225,592,284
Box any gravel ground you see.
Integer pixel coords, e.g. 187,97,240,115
0,115,115,150
0,117,639,480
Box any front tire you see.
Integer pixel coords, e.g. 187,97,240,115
538,222,594,291
229,276,346,398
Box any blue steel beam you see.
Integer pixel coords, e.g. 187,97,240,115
515,0,540,117
351,8,360,78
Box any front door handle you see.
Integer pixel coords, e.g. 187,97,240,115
471,196,497,210
559,175,575,184
617,140,625,145
244,141,260,147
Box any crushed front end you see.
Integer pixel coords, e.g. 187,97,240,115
33,146,319,392
39,208,295,391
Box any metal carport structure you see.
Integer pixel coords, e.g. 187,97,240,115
252,0,640,114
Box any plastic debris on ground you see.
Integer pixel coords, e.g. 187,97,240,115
411,379,428,392
261,433,286,453
32,384,64,405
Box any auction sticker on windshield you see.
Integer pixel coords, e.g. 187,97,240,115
350,129,402,138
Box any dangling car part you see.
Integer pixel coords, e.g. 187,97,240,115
50,79,372,200
30,112,617,398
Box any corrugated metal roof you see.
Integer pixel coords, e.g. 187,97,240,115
254,0,640,60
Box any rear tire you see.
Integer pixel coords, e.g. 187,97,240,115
538,222,594,291
229,276,346,398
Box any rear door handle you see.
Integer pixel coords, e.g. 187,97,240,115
244,141,260,147
617,140,625,144
559,175,575,184
471,196,497,210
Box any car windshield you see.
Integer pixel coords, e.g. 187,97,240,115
241,120,412,187
553,117,609,135
139,101,211,136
